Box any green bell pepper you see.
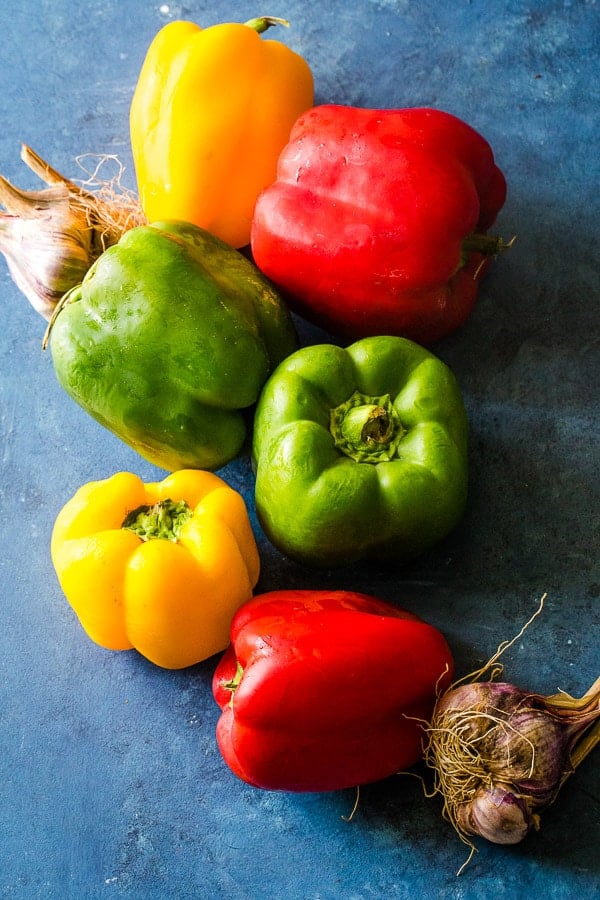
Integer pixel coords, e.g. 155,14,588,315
252,335,468,567
46,221,297,471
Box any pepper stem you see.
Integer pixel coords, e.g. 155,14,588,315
460,233,516,279
461,233,516,256
223,661,244,708
41,283,79,350
223,661,244,694
330,391,405,463
244,16,290,33
343,404,395,446
121,498,192,542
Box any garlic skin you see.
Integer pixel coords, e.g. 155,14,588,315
0,145,144,321
0,180,93,319
482,704,567,806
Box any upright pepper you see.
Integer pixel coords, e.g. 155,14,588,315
213,589,454,792
130,16,314,249
51,470,260,669
252,335,468,568
251,105,508,343
45,220,297,472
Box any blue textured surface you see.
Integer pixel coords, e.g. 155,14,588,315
0,1,598,897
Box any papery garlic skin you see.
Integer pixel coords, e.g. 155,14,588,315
0,184,93,319
482,706,567,805
0,145,144,321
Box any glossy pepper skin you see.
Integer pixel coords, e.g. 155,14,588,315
47,220,297,472
213,589,454,792
251,105,507,343
252,335,468,568
130,17,314,249
51,470,260,669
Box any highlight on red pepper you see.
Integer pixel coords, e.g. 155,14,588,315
212,589,454,792
251,104,509,343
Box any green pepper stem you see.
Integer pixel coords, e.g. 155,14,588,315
461,233,516,257
330,391,405,464
223,661,244,693
341,404,394,447
223,661,244,708
121,498,192,542
41,283,80,350
244,16,290,34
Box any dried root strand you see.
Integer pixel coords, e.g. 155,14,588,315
73,149,146,245
450,593,548,689
19,144,145,250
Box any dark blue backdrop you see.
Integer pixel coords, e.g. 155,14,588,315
0,2,598,897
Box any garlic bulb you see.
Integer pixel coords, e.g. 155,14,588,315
422,598,600,871
0,144,144,320
424,672,600,871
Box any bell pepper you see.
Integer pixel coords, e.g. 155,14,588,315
51,469,260,669
130,16,314,249
251,104,508,343
45,220,297,472
213,589,454,792
252,335,468,568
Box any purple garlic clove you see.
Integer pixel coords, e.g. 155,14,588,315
455,783,537,845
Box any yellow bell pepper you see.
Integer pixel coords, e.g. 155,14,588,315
51,470,260,669
129,16,314,249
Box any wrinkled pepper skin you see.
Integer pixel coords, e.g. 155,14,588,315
213,589,454,792
130,17,314,249
251,105,507,343
48,221,297,472
252,335,468,568
51,469,260,669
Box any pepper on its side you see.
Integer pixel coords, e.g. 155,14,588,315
213,589,454,792
51,470,260,669
46,221,297,472
251,105,508,343
130,16,314,249
252,335,468,568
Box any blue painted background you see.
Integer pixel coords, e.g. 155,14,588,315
0,1,598,897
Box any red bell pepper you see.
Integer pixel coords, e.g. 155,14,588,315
212,589,454,792
251,105,508,344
